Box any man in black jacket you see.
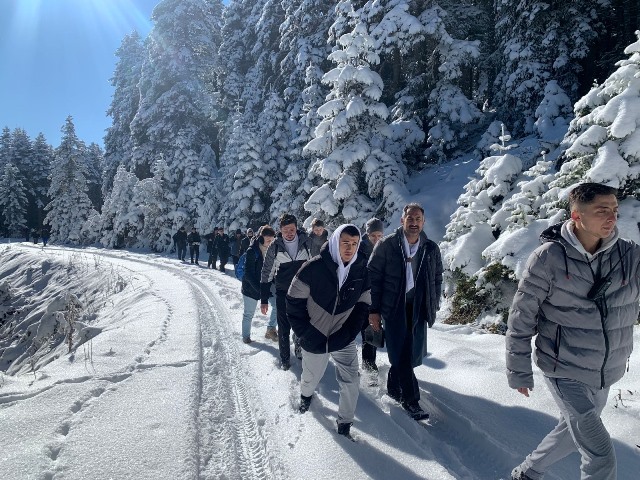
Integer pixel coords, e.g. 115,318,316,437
173,227,188,261
214,228,231,272
187,227,201,265
260,213,312,370
287,224,370,439
368,203,443,421
204,228,217,269
308,218,328,256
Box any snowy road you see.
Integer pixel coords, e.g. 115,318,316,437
1,244,638,479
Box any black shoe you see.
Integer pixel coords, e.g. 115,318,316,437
299,394,312,413
511,467,534,480
281,360,290,371
336,421,354,440
191,260,194,264
402,401,429,421
195,261,199,265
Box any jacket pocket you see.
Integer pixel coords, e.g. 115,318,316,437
553,324,562,372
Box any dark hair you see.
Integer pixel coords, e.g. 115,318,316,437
279,213,297,227
568,183,618,211
311,218,324,228
340,225,360,238
402,202,424,216
260,226,276,237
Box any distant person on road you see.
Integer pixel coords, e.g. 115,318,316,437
173,227,188,262
240,228,254,255
215,228,231,272
241,226,278,344
260,213,312,370
506,183,640,480
368,203,442,421
187,227,201,265
230,228,245,266
287,224,370,440
41,224,51,247
308,218,328,257
204,227,217,269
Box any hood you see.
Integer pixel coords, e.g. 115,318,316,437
328,224,361,288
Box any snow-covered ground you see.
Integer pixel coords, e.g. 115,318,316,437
1,242,638,480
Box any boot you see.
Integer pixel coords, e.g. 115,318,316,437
401,401,429,421
264,327,278,342
299,394,312,413
336,421,354,441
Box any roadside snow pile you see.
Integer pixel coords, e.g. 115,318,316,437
0,245,130,375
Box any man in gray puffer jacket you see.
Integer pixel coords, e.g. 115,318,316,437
506,183,639,480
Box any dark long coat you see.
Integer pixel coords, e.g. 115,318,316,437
368,227,443,367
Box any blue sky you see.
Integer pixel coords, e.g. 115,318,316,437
0,0,159,148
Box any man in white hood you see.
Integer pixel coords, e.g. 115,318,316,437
286,224,371,440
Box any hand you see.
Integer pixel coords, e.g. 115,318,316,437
368,313,381,332
260,304,269,315
516,387,531,397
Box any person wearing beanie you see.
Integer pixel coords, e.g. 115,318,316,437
287,224,371,440
361,218,384,257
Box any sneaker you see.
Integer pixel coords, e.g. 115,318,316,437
299,394,312,413
336,421,354,440
402,401,429,421
281,359,290,371
242,337,252,344
264,328,278,342
511,466,534,480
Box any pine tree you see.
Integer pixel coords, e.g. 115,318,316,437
100,165,139,248
9,128,36,227
0,163,28,236
44,117,93,244
304,7,407,227
84,142,104,210
103,31,145,193
0,127,12,171
30,133,53,226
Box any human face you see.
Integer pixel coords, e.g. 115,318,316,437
280,223,297,241
312,225,325,236
339,233,360,263
367,231,383,246
401,208,425,240
571,194,618,244
247,230,254,237
263,235,275,248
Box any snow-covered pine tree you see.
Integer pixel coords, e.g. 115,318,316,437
130,0,220,179
304,7,407,228
0,127,12,171
84,143,104,210
130,158,176,251
493,1,608,134
30,133,53,227
0,163,28,237
533,80,573,144
44,117,94,244
100,165,139,248
552,31,640,200
103,31,145,193
9,128,37,227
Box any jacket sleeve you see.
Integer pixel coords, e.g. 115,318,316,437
367,239,388,314
260,242,278,303
286,268,311,338
505,248,551,389
430,243,444,327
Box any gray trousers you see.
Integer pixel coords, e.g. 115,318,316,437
518,376,615,480
300,341,359,424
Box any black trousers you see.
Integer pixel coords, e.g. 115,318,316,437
360,318,377,366
386,302,420,405
177,244,186,260
190,245,200,262
208,249,218,268
276,291,291,363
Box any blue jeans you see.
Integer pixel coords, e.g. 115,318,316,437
242,295,277,339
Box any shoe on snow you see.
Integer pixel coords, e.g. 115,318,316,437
336,421,355,441
299,394,312,413
511,466,534,480
264,328,278,342
242,337,252,344
402,401,429,421
281,360,291,371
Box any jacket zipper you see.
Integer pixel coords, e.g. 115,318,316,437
588,253,610,389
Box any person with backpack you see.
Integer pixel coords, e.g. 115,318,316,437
240,226,278,343
173,227,188,261
260,213,312,370
287,224,370,439
187,227,201,265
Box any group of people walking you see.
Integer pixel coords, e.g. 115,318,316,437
172,226,249,272
171,183,637,479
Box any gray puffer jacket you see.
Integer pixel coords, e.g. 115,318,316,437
506,221,639,390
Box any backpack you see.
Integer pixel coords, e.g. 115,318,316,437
235,252,247,280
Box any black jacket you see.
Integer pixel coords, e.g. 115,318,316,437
308,230,329,257
187,232,201,245
214,234,230,256
287,244,371,354
368,227,443,367
173,230,187,247
240,235,253,255
242,240,268,300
